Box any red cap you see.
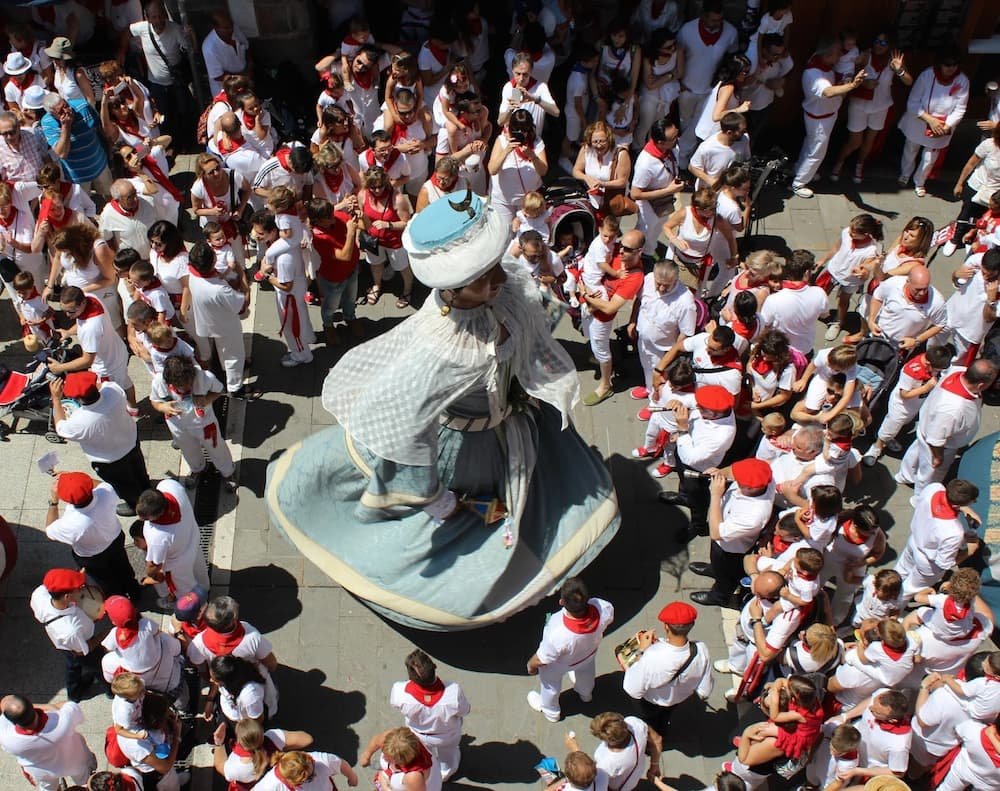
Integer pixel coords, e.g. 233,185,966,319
695,385,733,413
42,568,86,595
57,472,94,505
658,600,698,625
105,594,139,630
62,371,99,399
731,458,773,489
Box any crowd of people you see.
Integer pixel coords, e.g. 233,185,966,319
1,0,1000,790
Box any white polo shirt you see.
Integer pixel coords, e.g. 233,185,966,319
859,692,912,773
689,134,750,187
917,369,982,449
75,298,129,378
716,481,775,553
677,18,738,95
0,702,92,780
872,276,946,343
594,716,649,791
677,411,736,471
801,64,842,118
902,483,966,578
46,482,122,557
636,278,697,352
29,585,94,654
187,268,245,339
623,639,713,707
143,479,199,574
536,598,614,669
56,382,137,463
98,196,156,259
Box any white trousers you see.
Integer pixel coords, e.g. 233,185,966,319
537,656,597,717
728,757,770,791
207,326,246,393
582,311,614,363
277,292,315,361
894,543,945,601
644,410,679,464
179,310,210,362
677,90,708,165
900,140,938,187
638,335,669,391
168,414,235,476
937,762,976,791
28,749,97,791
898,433,955,497
417,729,462,781
875,390,922,443
793,115,837,189
636,200,672,255
156,546,210,600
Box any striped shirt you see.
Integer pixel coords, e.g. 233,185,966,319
41,98,108,184
0,127,49,183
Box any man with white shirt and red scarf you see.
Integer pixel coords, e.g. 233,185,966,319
526,577,614,723
896,360,997,493
630,119,686,257
831,689,912,780
98,179,156,261
359,129,411,191
868,265,947,350
253,145,314,203
790,37,865,199
136,479,209,610
389,649,470,780
216,112,268,202
0,693,96,790
894,479,981,601
936,716,1000,791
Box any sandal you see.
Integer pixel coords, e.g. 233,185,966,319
365,285,382,305
395,292,412,309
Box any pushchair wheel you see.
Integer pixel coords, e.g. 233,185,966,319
44,431,63,444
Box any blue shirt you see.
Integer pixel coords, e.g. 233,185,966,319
41,98,108,184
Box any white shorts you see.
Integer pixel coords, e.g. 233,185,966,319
830,272,862,295
582,311,614,363
565,109,583,143
847,101,889,134
99,364,134,394
366,245,409,272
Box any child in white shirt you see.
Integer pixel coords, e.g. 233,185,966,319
204,221,245,289
854,569,904,626
11,271,54,347
766,546,824,621
755,412,790,462
146,322,196,374
512,191,552,239
565,216,621,308
129,259,176,324
834,30,862,84
111,672,147,741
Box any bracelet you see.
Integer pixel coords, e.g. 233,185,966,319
48,500,59,507
654,367,666,375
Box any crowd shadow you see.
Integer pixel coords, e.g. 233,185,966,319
226,563,303,632
454,737,545,785
240,394,296,449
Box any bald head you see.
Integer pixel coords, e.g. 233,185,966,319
621,230,645,269
219,112,240,136
964,359,998,392
2,694,35,728
754,571,784,600
908,265,930,289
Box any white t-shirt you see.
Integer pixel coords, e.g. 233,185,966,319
682,333,743,394
0,701,92,780
45,482,122,557
948,721,1000,791
716,481,775,553
223,729,287,784
29,585,94,654
76,299,129,378
689,134,750,187
201,27,250,95
99,197,157,259
150,368,224,435
677,18,738,95
143,479,199,573
968,138,1000,194
594,717,649,791
498,80,555,137
623,639,713,707
759,282,829,355
859,693,912,772
111,694,143,731
945,269,993,344
187,270,244,339
636,277,697,351
801,65,843,118
56,382,137,463
218,680,266,721
872,275,946,343
129,21,187,86
256,751,343,791
536,598,614,669
389,680,470,741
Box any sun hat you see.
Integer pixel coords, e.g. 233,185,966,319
44,37,75,61
402,189,511,290
21,85,47,111
3,52,32,76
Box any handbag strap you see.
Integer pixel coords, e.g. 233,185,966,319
145,21,176,75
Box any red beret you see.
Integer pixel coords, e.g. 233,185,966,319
57,472,94,505
731,458,773,489
42,568,86,595
695,385,733,413
658,600,698,625
105,594,139,630
62,371,99,400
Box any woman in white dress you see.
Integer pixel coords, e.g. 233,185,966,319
663,187,738,294
0,181,47,292
414,156,466,213
49,222,122,333
572,121,633,214
636,29,684,149
45,37,95,106
694,53,752,143
487,108,548,225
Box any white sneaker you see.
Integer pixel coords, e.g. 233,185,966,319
824,322,841,341
713,659,732,673
941,241,959,257
861,446,881,467
792,185,814,199
526,690,559,722
567,671,576,685
914,186,927,198
569,296,580,309
893,471,913,486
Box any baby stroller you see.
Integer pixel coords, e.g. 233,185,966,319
854,335,903,412
544,179,598,252
0,337,80,442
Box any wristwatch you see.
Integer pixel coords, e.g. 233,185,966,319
749,618,762,627
48,500,59,507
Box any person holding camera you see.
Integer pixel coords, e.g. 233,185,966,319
487,108,548,226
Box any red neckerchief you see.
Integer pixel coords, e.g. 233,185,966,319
839,750,859,761
731,318,756,341
343,33,366,46
831,437,853,451
233,735,278,759
13,710,48,735
430,172,451,192
156,492,183,525
882,643,906,661
750,354,772,376
806,55,834,73
771,533,792,554
933,67,957,86
116,112,141,138
850,234,871,250
390,120,410,144
272,763,299,790
365,147,401,171
109,199,135,218
241,111,257,130
930,490,959,519
943,596,970,622
642,139,674,163
140,277,164,292
0,205,16,228
323,167,345,194
875,717,911,734
841,519,867,546
77,296,104,320
981,729,1000,767
781,280,808,290
939,372,976,400
902,355,932,382
217,133,244,155
510,76,537,91
797,569,818,581
180,617,205,639
201,621,247,656
353,68,374,90
870,52,890,73
115,618,140,648
692,207,715,229
427,41,449,66
707,347,743,370
21,287,40,300
698,20,722,46
39,198,74,229
142,155,183,203
563,603,601,634
404,678,446,706
211,89,228,106
10,72,36,91
393,741,434,774
186,264,212,279
903,283,930,305
513,141,535,160
275,147,293,173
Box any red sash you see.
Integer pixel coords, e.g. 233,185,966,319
981,728,1000,767
142,155,183,203
201,621,247,656
642,139,674,164
405,678,446,706
902,355,932,382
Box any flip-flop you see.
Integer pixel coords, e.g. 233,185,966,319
582,389,613,406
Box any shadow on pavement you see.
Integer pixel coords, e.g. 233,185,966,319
227,563,302,633
456,736,545,785
269,666,366,761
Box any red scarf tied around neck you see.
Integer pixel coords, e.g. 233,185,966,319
805,56,834,73
404,678,446,706
201,620,247,655
156,492,183,524
563,603,601,633
14,709,48,736
698,20,722,46
643,139,674,163
142,156,183,203
942,596,970,622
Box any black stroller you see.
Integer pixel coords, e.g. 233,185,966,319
0,337,80,442
855,335,904,411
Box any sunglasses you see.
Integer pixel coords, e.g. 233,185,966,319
621,244,642,253
873,37,889,45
